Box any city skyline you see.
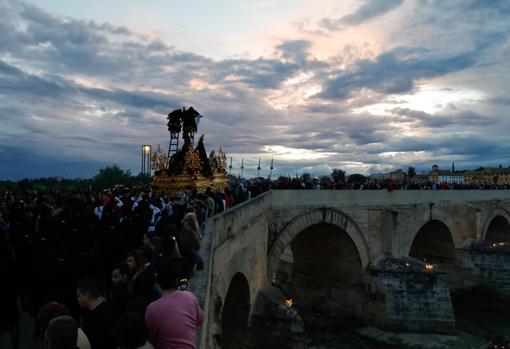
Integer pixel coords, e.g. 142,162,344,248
1,0,510,179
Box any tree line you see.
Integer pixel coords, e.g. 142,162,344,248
0,165,151,193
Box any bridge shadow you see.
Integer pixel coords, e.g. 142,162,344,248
275,223,366,334
219,273,251,349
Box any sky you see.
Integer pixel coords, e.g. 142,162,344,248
1,0,509,180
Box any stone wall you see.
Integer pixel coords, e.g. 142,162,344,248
365,269,455,334
202,191,272,349
462,248,510,296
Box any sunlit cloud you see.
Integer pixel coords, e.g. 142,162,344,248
357,85,486,115
262,145,336,161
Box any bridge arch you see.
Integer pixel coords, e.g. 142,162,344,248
220,272,251,349
402,208,461,255
408,219,456,265
268,207,371,274
267,208,370,331
482,208,510,243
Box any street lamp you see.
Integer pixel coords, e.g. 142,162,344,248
141,144,152,175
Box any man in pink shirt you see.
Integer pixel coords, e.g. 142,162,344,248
145,262,204,349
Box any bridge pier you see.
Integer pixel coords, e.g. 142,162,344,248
364,258,455,334
459,243,510,297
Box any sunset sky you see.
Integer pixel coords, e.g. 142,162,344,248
1,0,509,179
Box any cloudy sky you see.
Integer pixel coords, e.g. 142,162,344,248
1,0,509,179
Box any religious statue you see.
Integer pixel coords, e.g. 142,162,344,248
151,145,169,173
152,106,228,194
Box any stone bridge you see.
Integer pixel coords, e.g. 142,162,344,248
198,190,510,348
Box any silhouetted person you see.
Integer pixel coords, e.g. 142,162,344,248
113,313,154,349
76,278,116,349
45,315,78,349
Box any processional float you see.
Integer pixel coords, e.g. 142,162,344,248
151,107,228,195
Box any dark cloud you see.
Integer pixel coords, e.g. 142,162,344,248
276,40,311,64
317,48,476,100
388,135,506,159
211,57,300,89
318,0,403,30
390,108,497,128
485,94,510,106
0,59,179,114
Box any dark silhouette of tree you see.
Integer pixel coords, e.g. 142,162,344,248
331,168,346,183
300,173,312,182
347,173,366,184
408,166,416,179
92,165,133,189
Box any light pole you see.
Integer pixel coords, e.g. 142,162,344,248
141,144,152,175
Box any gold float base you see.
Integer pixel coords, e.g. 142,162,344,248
153,172,228,196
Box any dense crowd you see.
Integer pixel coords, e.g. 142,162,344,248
1,176,507,349
269,176,510,190
0,184,252,349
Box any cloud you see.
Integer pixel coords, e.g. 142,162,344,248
390,108,497,128
0,1,509,179
318,0,403,31
293,19,330,37
317,48,477,100
276,40,311,64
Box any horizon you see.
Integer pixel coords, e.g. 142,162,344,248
1,162,508,182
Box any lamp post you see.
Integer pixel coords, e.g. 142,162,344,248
141,144,152,175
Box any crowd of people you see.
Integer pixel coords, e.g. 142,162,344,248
0,184,246,349
268,175,510,191
1,175,508,349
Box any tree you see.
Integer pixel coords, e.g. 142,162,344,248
92,165,133,190
300,173,312,182
347,173,366,184
331,168,346,183
132,172,152,187
407,166,416,179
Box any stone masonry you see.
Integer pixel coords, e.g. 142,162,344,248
198,190,510,348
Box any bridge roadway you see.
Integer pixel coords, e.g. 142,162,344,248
197,190,510,348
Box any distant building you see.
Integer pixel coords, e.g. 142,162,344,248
412,173,430,184
369,172,389,182
389,169,406,184
464,167,510,186
437,173,464,184
428,164,463,184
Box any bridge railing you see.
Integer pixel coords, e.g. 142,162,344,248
207,190,273,249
